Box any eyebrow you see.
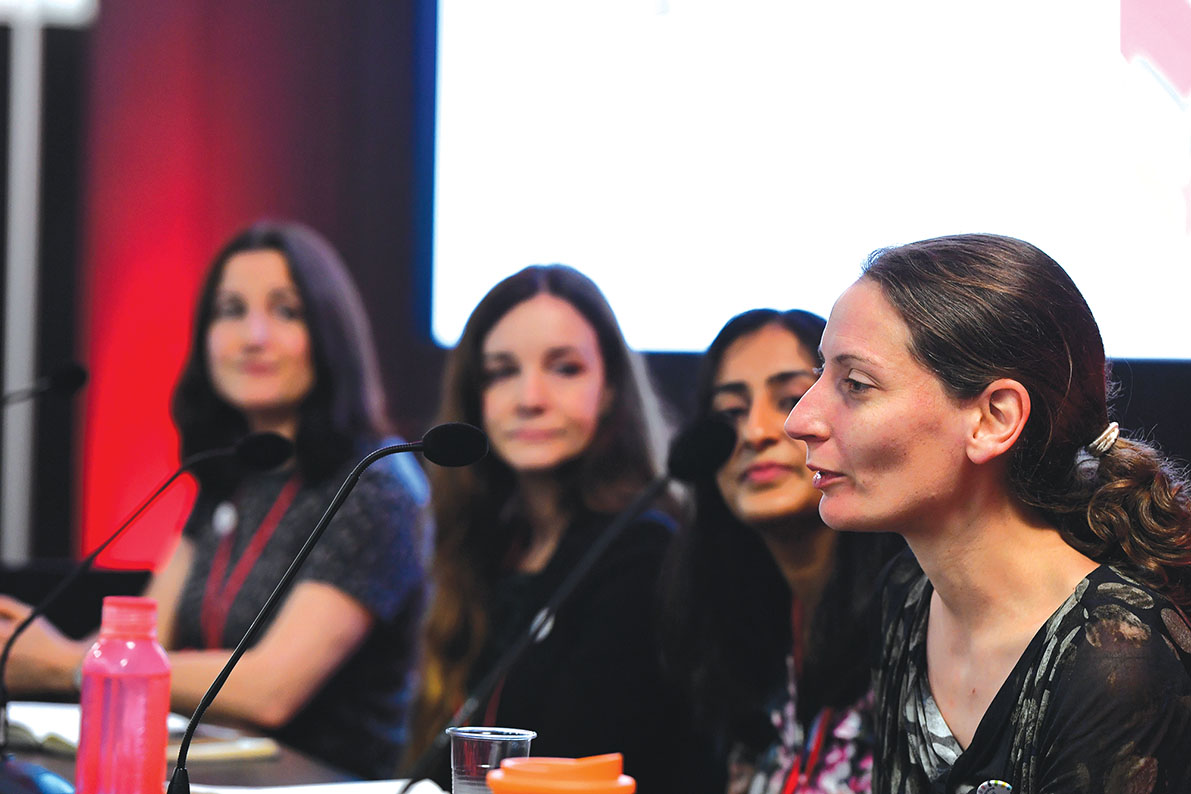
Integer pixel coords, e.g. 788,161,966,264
822,351,879,368
482,345,586,362
712,369,816,398
214,286,300,299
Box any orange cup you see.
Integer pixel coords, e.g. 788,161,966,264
486,753,635,794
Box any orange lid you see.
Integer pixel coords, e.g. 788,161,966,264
486,753,636,794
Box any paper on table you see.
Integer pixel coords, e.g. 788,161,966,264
190,781,445,794
8,701,190,752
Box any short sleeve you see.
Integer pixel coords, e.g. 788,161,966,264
296,451,432,622
1037,597,1191,794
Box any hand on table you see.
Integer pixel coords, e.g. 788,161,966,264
0,594,84,693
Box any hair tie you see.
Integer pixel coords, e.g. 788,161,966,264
1087,421,1120,457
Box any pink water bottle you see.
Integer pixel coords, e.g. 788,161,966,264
75,596,171,794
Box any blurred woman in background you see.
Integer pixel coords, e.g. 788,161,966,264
661,308,901,794
407,264,683,791
0,221,432,778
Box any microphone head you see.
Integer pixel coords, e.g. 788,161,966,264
46,361,88,396
667,417,737,483
234,432,295,470
421,422,488,467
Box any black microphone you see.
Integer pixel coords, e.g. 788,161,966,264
167,423,488,794
396,418,736,791
0,432,293,794
1,362,87,406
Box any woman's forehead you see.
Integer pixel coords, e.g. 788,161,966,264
821,280,913,366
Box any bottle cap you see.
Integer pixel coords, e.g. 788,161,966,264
99,596,158,637
487,753,636,794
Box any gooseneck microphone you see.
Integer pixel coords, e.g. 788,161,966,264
397,418,737,792
0,432,293,794
1,362,87,406
167,423,488,794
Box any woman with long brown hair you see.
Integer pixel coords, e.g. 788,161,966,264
786,233,1191,793
0,221,432,778
408,264,680,790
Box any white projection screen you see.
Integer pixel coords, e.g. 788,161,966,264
432,0,1191,358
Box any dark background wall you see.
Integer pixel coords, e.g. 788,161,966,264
6,0,1191,567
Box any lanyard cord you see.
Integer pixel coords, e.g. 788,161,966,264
779,707,834,794
200,473,301,648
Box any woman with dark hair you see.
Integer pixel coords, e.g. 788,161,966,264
660,308,902,794
786,233,1191,793
407,264,678,790
0,221,432,778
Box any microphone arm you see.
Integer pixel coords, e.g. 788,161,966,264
167,439,424,794
0,445,230,754
397,476,670,792
396,417,735,791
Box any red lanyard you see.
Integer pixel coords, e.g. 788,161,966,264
781,598,828,794
200,473,301,648
780,707,833,794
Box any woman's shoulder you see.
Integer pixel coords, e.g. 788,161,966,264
1021,566,1191,790
1067,566,1191,666
319,435,431,506
584,507,675,562
1035,565,1191,714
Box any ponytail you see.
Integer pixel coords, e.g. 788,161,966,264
1053,436,1191,611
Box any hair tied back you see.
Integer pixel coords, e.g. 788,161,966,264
1088,422,1120,458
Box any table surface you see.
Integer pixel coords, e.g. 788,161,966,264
18,741,359,788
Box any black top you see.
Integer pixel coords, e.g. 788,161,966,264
441,509,685,793
873,552,1191,794
175,443,433,778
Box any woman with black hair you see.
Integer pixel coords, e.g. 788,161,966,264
786,234,1191,793
660,308,902,794
0,221,432,778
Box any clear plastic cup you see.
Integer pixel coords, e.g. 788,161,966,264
446,727,537,794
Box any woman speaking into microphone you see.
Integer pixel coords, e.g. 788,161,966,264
0,221,432,779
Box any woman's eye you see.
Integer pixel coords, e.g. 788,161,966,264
715,407,746,423
552,361,585,377
778,393,803,412
212,298,244,319
483,366,517,385
842,370,876,394
275,303,305,321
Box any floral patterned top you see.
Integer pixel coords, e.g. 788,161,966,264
873,554,1191,794
728,655,875,794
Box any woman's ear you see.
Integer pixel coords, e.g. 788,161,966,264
967,378,1030,465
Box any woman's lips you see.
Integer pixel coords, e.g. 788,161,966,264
510,428,564,442
741,462,795,484
809,466,843,488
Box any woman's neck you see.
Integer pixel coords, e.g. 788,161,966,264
245,410,300,442
906,490,1098,632
513,473,572,574
757,517,838,624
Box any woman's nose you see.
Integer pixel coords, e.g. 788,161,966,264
515,371,546,412
243,310,270,345
785,379,825,443
741,402,780,449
